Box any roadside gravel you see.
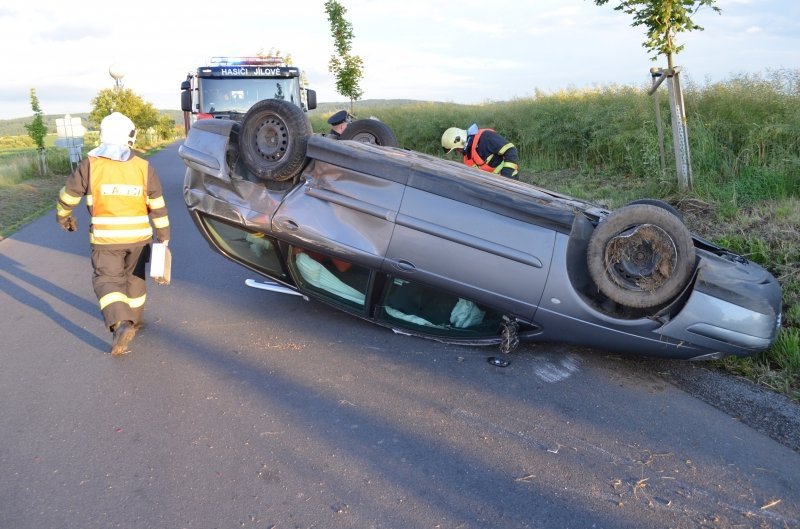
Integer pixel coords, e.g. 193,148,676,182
652,359,800,452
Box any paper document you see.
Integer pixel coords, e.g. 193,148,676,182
149,243,172,285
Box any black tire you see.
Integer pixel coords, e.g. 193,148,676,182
628,198,683,221
238,99,312,182
340,119,400,147
587,204,696,309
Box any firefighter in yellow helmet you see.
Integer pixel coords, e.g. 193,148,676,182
442,123,519,179
56,112,170,356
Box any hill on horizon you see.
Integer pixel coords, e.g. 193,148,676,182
0,99,434,136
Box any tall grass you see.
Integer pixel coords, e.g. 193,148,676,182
312,68,799,206
0,149,73,185
687,70,800,204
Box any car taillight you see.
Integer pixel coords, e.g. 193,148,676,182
196,113,213,121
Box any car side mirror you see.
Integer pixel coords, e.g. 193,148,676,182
305,89,317,111
181,90,192,112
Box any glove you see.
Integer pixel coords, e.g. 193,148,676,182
58,216,77,232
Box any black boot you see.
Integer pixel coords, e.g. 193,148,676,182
110,321,136,356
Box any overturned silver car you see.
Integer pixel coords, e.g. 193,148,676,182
178,99,783,360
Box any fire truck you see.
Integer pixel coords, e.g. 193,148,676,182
180,56,317,132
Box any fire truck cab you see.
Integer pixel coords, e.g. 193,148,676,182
180,56,317,132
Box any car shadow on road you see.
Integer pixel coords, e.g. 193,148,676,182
138,275,800,528
150,321,650,529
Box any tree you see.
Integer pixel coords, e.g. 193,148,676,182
154,115,178,142
324,0,364,110
89,87,160,142
24,88,48,175
593,0,720,69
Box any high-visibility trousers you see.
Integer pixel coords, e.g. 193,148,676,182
90,245,149,330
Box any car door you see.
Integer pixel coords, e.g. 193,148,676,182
271,136,406,270
384,162,562,321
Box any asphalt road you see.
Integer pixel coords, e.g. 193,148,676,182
1,142,799,528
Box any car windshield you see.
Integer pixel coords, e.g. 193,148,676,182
198,78,300,114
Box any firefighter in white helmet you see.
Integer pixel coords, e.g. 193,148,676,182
56,112,170,356
442,123,519,179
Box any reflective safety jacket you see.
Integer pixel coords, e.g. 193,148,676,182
57,155,170,247
463,128,520,179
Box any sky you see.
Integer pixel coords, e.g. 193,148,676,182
0,0,798,120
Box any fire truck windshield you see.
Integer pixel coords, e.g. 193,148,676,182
199,78,299,114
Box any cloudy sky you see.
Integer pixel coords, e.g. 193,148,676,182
0,0,798,120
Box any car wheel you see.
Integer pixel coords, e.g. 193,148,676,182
628,198,683,221
587,204,696,309
239,99,312,182
340,119,400,147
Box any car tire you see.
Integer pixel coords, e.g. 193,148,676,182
239,99,312,182
340,119,400,147
628,198,683,221
587,204,696,309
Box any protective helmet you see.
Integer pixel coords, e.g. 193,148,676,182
100,112,137,147
441,127,467,153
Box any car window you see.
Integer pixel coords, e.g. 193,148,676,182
377,277,504,338
199,215,286,279
288,248,370,312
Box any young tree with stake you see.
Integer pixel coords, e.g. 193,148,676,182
25,88,48,175
325,0,364,113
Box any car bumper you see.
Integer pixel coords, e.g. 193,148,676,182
657,250,783,356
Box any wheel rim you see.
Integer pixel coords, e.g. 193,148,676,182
604,224,677,292
254,115,288,161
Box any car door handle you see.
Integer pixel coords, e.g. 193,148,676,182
395,259,416,272
277,219,299,231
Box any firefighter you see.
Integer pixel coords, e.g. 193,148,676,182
56,112,170,356
326,109,354,139
441,124,519,179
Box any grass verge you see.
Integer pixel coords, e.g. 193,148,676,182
0,176,64,239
